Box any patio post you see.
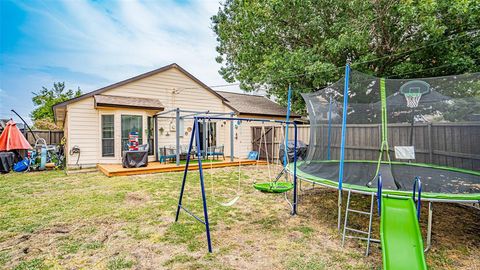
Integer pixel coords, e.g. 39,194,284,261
154,115,159,161
230,112,234,161
203,118,207,159
176,108,180,166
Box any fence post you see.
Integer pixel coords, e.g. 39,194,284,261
378,124,382,147
49,130,52,145
428,123,433,163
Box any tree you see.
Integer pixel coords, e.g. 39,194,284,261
31,82,82,123
33,118,63,130
212,0,480,114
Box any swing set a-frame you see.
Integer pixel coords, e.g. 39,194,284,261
174,116,299,253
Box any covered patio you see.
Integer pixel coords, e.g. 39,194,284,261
154,108,236,166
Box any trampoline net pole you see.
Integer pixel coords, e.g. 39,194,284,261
337,190,342,230
337,63,350,230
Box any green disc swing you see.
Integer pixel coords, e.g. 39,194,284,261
253,182,294,193
253,85,294,193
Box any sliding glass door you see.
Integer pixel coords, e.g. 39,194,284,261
198,121,216,151
147,116,154,155
121,115,143,151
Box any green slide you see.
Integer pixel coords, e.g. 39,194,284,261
380,196,427,270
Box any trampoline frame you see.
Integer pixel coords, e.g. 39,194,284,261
286,157,480,252
290,160,480,203
295,174,444,252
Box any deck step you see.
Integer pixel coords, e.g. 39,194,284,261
98,160,269,177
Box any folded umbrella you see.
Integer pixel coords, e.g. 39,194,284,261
0,120,32,151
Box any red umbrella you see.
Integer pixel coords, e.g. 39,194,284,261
0,120,32,151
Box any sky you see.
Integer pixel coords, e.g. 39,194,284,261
0,0,239,124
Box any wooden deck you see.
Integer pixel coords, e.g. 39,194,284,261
97,159,268,177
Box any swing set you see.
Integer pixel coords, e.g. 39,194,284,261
174,116,299,253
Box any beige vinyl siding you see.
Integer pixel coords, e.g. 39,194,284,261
64,66,289,169
65,67,232,168
63,111,69,166
102,68,226,111
102,68,230,156
66,98,99,168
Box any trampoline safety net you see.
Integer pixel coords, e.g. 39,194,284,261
299,70,480,200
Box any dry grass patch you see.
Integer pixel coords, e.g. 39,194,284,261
0,166,478,269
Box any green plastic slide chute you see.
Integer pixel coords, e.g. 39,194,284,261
381,196,427,270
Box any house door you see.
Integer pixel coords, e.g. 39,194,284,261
121,115,143,151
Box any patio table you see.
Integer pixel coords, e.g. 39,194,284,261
122,150,148,168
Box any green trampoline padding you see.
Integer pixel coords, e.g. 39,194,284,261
253,182,294,193
287,161,480,201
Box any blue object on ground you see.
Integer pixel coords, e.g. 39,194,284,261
13,158,30,172
247,151,258,160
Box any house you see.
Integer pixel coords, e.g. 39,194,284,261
0,119,25,133
53,63,300,170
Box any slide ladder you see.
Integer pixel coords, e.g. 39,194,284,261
342,189,380,256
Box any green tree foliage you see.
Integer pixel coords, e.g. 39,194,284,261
31,82,81,121
212,0,480,113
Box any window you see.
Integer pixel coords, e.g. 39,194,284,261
121,115,143,151
147,116,154,155
101,115,114,157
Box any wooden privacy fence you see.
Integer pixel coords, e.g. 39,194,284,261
251,125,310,161
25,130,64,145
252,123,480,171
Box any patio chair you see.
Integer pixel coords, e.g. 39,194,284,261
179,144,196,160
208,145,225,160
158,146,176,163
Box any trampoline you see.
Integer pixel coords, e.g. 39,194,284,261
291,161,480,202
291,67,479,253
294,69,480,203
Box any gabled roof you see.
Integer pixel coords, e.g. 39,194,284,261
53,63,229,122
216,91,300,118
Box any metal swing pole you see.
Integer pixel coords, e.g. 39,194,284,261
174,118,212,253
292,122,298,215
338,63,350,230
176,108,181,166
194,117,213,253
327,96,333,160
284,84,292,167
230,112,235,162
175,121,196,222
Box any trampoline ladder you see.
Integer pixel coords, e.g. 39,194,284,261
341,190,379,256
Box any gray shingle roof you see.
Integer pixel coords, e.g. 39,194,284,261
217,91,300,118
94,95,164,110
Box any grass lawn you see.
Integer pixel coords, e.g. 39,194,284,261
0,165,479,269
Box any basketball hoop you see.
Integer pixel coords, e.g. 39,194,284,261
399,80,430,108
404,92,423,108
